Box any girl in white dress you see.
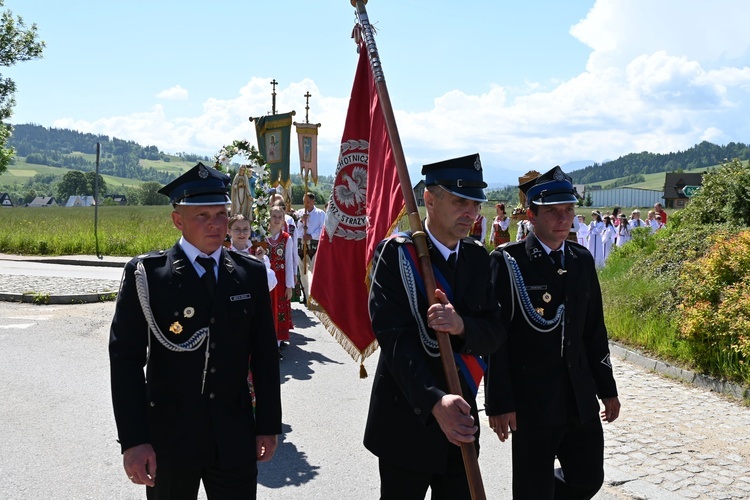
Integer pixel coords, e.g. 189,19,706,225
616,214,632,247
576,214,590,247
602,215,617,262
587,211,605,268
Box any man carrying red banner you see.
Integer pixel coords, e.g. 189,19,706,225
364,154,504,499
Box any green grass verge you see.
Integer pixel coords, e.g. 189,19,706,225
0,206,179,256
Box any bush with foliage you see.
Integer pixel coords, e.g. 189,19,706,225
676,158,750,227
601,157,750,387
677,230,750,381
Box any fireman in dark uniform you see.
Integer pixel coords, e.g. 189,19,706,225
485,165,620,500
109,162,281,500
364,153,504,499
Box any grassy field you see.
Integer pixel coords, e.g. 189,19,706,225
0,206,179,256
3,155,200,191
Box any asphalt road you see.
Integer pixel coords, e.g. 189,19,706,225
0,300,519,500
4,293,730,499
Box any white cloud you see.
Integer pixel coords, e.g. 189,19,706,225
49,0,750,184
155,85,189,101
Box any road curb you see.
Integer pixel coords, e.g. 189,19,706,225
28,258,126,268
0,291,118,304
609,342,749,401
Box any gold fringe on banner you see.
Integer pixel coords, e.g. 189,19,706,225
308,295,379,378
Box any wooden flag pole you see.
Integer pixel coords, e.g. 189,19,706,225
351,1,486,498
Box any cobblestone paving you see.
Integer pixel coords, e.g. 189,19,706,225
0,275,120,295
604,360,750,499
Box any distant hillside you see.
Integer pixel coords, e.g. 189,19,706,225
568,141,750,185
7,124,211,184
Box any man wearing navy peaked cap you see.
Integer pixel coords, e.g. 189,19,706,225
485,165,620,499
109,162,281,499
364,153,503,498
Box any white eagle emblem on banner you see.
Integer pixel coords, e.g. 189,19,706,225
324,140,369,242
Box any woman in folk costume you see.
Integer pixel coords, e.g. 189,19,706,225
489,202,511,247
266,204,295,355
588,210,605,268
468,209,487,243
601,215,617,262
616,214,632,247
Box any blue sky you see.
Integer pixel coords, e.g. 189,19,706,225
7,0,750,185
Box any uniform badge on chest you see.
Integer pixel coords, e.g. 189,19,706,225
543,292,552,303
183,307,195,318
169,321,183,334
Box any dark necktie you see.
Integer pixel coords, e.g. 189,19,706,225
550,250,564,272
196,256,216,299
447,252,457,268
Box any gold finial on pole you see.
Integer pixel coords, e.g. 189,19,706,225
270,79,278,115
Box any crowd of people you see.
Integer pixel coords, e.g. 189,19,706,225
225,189,325,360
573,203,666,268
109,160,624,500
474,201,668,269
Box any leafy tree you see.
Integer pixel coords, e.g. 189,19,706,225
57,170,88,200
138,181,170,206
0,2,45,176
84,171,107,197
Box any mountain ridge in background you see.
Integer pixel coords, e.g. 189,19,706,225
6,124,750,189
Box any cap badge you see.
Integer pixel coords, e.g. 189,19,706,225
553,169,565,181
169,321,183,334
474,157,482,171
183,307,195,318
198,164,209,179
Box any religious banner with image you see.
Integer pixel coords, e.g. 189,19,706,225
250,111,295,189
294,121,321,185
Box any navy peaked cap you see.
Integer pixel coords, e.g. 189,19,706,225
158,162,231,206
422,153,487,202
520,165,579,207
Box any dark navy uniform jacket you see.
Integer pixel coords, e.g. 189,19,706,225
109,243,281,469
485,234,618,426
364,234,504,474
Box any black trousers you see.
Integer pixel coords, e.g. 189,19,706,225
511,416,604,500
145,461,258,500
378,444,471,500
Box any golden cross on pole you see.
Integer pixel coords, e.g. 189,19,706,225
270,79,278,115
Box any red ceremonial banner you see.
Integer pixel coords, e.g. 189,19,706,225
309,44,405,370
